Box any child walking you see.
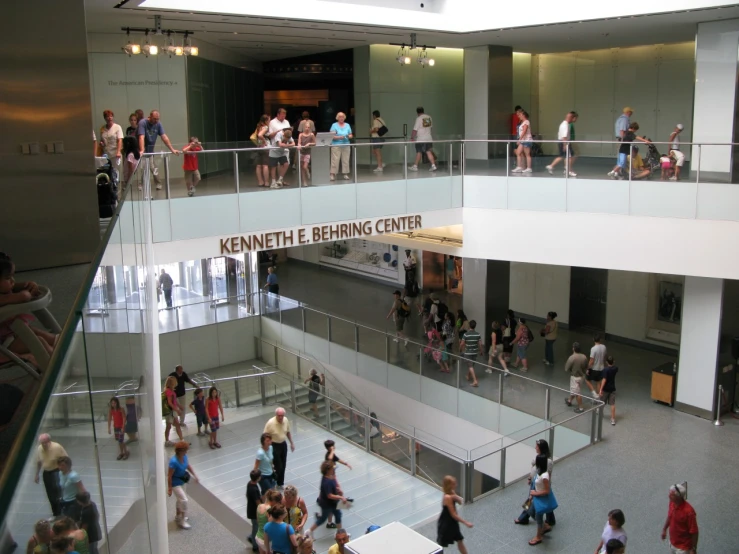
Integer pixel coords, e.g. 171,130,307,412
107,397,130,460
189,388,208,436
324,439,353,527
246,469,262,552
182,137,202,197
298,125,316,186
206,386,224,449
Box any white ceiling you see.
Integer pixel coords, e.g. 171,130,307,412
86,1,739,62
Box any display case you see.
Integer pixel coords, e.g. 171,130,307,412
345,522,442,554
320,239,400,283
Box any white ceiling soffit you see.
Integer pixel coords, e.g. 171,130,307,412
138,0,739,33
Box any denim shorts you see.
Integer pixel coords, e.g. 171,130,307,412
617,152,628,168
517,345,528,360
520,141,533,148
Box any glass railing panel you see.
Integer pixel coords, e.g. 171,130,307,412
261,292,281,322
471,454,502,501
356,324,387,364
328,316,356,352
328,401,365,447
172,301,217,330
414,438,463,491
499,373,547,428
370,424,412,473
463,139,508,177
304,308,329,340
551,398,599,459
279,297,303,330
354,141,407,185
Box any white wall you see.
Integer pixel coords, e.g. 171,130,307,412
510,262,571,324
464,46,489,158
692,20,739,177
676,276,723,414
512,53,532,120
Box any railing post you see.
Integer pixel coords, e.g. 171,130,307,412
410,437,417,476
544,388,551,421
234,151,240,193
164,154,171,199
279,299,282,325
297,147,301,188
404,144,408,180
301,307,306,332
259,375,267,406
548,425,555,458
354,325,359,352
326,396,332,430
353,144,358,184
497,373,504,433
506,140,510,176
289,380,297,414
463,461,473,503
456,358,461,390
385,334,389,363
364,415,371,453
449,143,453,176
419,347,423,376
499,447,507,489
235,379,241,407
696,144,702,184
274,345,278,367
327,316,332,342
590,407,597,444
596,405,603,442
714,384,725,426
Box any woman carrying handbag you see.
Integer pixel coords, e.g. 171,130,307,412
526,455,557,546
515,439,555,526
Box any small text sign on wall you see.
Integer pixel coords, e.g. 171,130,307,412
219,215,422,255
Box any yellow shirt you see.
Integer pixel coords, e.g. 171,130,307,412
37,442,68,471
627,153,644,171
264,416,291,443
328,545,342,554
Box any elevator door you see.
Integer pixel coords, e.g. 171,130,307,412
569,267,608,331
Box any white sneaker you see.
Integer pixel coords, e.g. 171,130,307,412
611,419,616,426
668,176,677,181
156,184,163,190
178,520,192,530
408,165,419,171
164,440,175,447
607,171,615,177
270,182,282,189
522,168,532,173
592,390,601,399
393,338,399,343
511,167,523,173
404,340,408,347
381,163,386,169
270,180,276,187
568,171,577,177
429,164,437,172
343,174,350,180
277,177,283,184
546,165,553,174
187,189,194,197
330,174,335,181
373,166,384,172
485,368,493,374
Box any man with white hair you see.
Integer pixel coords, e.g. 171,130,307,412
34,433,67,516
668,124,685,181
263,407,295,488
661,483,698,554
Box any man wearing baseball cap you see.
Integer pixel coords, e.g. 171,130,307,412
661,483,698,554
614,107,633,140
668,124,685,181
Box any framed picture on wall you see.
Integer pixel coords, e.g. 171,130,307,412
658,281,683,324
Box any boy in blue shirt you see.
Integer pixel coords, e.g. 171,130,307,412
189,388,208,436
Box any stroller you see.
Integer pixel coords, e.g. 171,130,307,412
96,156,116,218
643,142,663,174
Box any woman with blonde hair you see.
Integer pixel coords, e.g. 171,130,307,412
255,489,282,553
254,114,271,187
329,112,353,181
26,519,51,554
296,534,315,554
283,485,309,534
163,376,184,446
167,441,199,529
436,475,472,553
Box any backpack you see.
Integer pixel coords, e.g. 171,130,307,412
162,391,172,416
437,302,449,321
397,299,411,318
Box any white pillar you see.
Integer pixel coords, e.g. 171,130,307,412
691,20,739,182
464,47,490,160
675,276,724,419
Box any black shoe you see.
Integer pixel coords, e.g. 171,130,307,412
326,522,337,529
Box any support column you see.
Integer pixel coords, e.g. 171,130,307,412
464,46,512,160
691,20,739,182
462,259,510,341
675,276,724,419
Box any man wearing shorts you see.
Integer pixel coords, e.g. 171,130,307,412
546,111,578,177
386,290,409,347
564,342,588,413
269,128,293,188
585,334,607,397
599,356,619,425
460,320,481,387
409,107,437,172
668,124,685,181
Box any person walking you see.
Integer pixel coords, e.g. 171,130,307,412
329,112,353,181
386,290,410,347
541,312,558,366
75,493,102,554
508,318,532,373
263,266,279,295
246,470,262,552
308,461,347,537
436,475,472,554
169,365,195,425
163,376,184,447
515,439,555,526
255,489,283,553
136,110,180,190
57,457,86,517
264,505,298,554
662,483,699,554
263,408,295,489
564,342,588,413
205,386,224,449
254,433,276,495
167,441,199,530
526,455,558,546
546,112,577,176
189,388,208,436
181,137,202,197
284,485,309,535
158,269,174,308
106,397,130,460
594,509,627,554
35,434,67,516
488,321,509,375
370,110,387,172
409,107,437,172
585,334,607,397
512,110,533,174
442,312,456,363
459,320,481,387
614,107,632,142
668,124,685,181
599,356,619,425
304,369,324,418
98,110,123,190
501,310,516,363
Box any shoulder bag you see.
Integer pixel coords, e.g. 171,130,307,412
377,119,389,137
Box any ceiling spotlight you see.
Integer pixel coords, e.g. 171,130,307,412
183,33,198,56
428,58,435,66
142,30,158,56
166,33,183,56
396,46,411,66
418,50,435,68
122,28,141,56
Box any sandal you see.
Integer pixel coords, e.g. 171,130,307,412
471,382,479,387
123,452,130,460
209,443,215,450
215,442,222,449
542,526,552,535
528,538,543,546
117,454,124,461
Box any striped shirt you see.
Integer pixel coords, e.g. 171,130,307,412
463,330,482,355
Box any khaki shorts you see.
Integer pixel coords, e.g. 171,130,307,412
569,376,582,395
165,412,180,425
489,344,503,356
602,391,616,405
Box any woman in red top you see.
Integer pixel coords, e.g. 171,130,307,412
182,137,202,197
205,386,225,449
107,397,130,460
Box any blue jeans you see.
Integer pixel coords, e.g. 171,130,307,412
259,474,276,496
314,504,342,527
545,340,555,364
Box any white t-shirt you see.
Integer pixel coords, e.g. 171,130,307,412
518,119,532,141
599,522,627,553
413,114,433,142
269,117,291,137
533,471,550,493
269,131,293,158
403,254,416,269
558,120,570,140
430,302,440,323
100,123,123,157
671,133,680,151
590,344,607,371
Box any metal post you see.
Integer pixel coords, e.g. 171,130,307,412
544,388,551,421
234,151,240,193
590,407,597,444
449,143,453,176
696,144,702,183
499,448,507,489
364,415,371,452
628,146,632,185
297,147,301,188
385,334,389,363
354,325,359,352
410,437,417,476
279,300,282,324
327,316,332,342
714,384,725,426
419,347,423,376
274,345,278,367
326,396,332,430
260,375,267,406
301,307,306,332
164,155,171,199
497,373,503,433
596,405,604,442
463,461,473,503
456,358,461,390
506,140,510,176
353,144,358,184
235,379,241,407
290,381,297,414
548,425,555,457
404,144,408,179
461,142,465,176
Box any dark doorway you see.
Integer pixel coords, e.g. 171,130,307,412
569,267,608,331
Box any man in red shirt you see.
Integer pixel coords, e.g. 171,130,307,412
661,484,698,554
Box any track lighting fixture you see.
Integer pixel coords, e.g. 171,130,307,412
142,30,158,57
183,32,198,56
166,32,183,57
122,28,141,56
121,21,194,60
390,33,437,67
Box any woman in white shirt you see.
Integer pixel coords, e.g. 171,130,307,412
526,455,556,546
512,110,533,174
594,509,627,554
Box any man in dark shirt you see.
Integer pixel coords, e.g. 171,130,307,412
608,122,650,179
76,492,102,554
169,365,195,426
246,469,262,552
308,461,347,536
598,356,619,426
158,269,174,308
